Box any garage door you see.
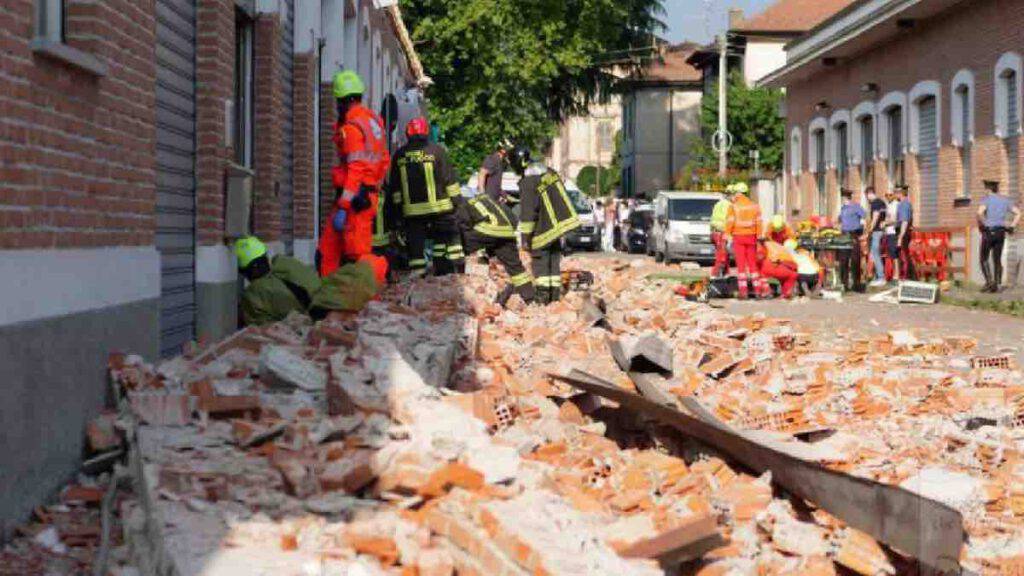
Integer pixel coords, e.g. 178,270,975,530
155,0,197,358
918,96,939,227
279,0,295,250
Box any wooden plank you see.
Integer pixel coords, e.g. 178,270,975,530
551,369,965,575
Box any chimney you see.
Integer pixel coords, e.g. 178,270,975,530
728,8,744,30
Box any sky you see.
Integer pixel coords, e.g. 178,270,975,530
661,0,775,45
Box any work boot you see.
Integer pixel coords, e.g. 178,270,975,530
495,285,514,307
994,262,1004,293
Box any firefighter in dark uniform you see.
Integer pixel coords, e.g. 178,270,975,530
457,193,534,306
512,146,580,304
387,117,465,275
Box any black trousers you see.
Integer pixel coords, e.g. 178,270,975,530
531,241,563,304
464,231,535,303
981,227,1007,285
838,230,863,290
405,213,464,276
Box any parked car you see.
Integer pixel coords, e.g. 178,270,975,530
649,191,722,264
626,205,653,254
564,181,600,251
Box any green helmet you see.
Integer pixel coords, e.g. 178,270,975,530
333,70,365,99
235,236,267,270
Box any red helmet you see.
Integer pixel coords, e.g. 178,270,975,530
406,117,429,138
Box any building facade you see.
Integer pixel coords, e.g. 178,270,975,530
547,98,621,185
764,0,1020,236
620,44,704,198
0,0,424,534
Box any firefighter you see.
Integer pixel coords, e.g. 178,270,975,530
387,117,465,275
317,70,391,278
767,214,795,244
457,193,534,305
710,186,733,277
512,146,580,304
724,182,767,299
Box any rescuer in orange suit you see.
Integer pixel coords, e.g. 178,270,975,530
317,70,391,277
724,182,768,299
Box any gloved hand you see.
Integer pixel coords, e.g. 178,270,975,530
332,209,348,232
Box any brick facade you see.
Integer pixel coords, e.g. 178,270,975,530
319,82,338,229
292,52,317,239
784,0,1024,230
253,13,282,242
195,0,235,246
0,0,156,249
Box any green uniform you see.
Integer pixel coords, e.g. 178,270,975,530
241,256,379,326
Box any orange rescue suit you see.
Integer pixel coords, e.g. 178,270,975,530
318,103,391,276
725,195,762,238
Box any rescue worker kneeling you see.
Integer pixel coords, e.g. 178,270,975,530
457,194,535,306
757,240,799,299
513,146,580,304
388,117,464,275
236,237,384,326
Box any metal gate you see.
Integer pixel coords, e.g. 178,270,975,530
918,96,939,227
155,0,197,357
280,0,295,249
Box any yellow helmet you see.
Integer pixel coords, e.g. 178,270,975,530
333,70,365,99
734,182,750,195
234,236,267,270
771,214,786,231
784,239,798,251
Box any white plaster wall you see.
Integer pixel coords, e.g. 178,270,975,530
744,39,787,85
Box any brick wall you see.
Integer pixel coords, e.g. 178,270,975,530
195,0,235,246
253,14,282,242
0,0,156,249
784,0,1024,228
292,52,316,239
319,82,338,230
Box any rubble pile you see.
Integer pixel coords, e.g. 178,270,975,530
107,257,1024,575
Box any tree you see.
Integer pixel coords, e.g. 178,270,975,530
576,129,623,197
695,70,785,173
401,0,665,178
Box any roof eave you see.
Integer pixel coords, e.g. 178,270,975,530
386,5,431,88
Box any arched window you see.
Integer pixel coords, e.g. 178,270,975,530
852,101,876,193
996,53,1022,197
878,91,907,189
789,127,802,175
830,110,851,190
809,117,828,213
951,69,975,198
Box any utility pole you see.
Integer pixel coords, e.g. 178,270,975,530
717,34,728,177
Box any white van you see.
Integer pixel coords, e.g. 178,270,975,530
650,191,723,263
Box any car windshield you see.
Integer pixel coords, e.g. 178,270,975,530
629,211,652,228
668,198,716,222
567,189,592,214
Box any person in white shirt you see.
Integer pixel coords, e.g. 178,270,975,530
885,191,901,282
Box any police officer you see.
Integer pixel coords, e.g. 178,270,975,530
318,70,390,277
388,117,465,275
512,145,580,304
457,193,534,306
978,180,1022,292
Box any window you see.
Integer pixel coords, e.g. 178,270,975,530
813,129,826,212
835,122,849,188
597,122,614,155
859,116,874,192
956,85,972,198
233,10,254,167
886,107,905,188
1005,69,1020,198
35,0,65,42
789,128,801,175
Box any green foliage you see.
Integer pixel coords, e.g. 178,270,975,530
674,164,754,192
401,0,664,178
577,165,617,197
695,70,785,173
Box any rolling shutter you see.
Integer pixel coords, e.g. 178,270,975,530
279,0,295,249
1008,73,1020,200
155,0,197,358
918,96,938,227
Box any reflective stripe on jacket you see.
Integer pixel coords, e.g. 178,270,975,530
333,104,390,197
468,195,516,239
710,198,731,231
517,166,580,250
726,195,762,237
388,139,461,218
